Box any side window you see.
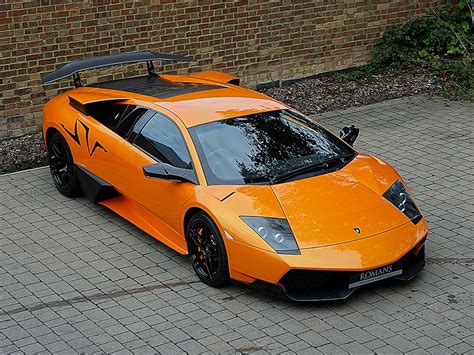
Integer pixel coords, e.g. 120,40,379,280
86,102,130,130
134,113,192,169
115,107,150,140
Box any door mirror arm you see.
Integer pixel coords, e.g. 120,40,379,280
143,163,198,184
339,125,359,146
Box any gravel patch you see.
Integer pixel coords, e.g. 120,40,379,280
0,67,467,174
1,132,47,175
260,66,461,115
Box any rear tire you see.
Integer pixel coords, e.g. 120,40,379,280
186,212,230,287
48,132,82,197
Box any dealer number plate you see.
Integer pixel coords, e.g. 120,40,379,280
349,262,403,289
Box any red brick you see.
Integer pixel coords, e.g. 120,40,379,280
0,0,443,139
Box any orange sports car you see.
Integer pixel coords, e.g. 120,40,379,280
42,52,428,301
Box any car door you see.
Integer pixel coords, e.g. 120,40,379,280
111,109,202,235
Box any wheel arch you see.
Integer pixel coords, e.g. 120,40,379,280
45,126,61,149
183,205,231,286
183,205,223,239
183,207,207,233
181,202,259,284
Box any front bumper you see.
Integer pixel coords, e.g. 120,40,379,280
226,217,428,300
278,239,425,301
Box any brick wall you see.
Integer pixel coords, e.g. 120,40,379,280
1,0,442,139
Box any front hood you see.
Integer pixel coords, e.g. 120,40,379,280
271,154,408,249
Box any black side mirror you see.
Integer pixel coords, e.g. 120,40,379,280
339,125,359,146
143,163,198,184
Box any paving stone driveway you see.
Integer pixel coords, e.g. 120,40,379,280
1,96,473,354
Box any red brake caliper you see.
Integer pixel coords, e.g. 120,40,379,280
197,227,204,260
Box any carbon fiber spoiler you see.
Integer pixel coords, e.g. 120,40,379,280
42,51,193,87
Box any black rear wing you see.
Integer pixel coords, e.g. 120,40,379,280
42,51,193,87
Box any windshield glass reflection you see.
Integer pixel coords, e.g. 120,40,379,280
189,110,355,185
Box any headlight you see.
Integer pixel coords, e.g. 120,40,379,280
383,180,421,223
240,217,300,254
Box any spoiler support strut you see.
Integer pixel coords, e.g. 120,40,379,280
146,60,158,77
72,72,83,87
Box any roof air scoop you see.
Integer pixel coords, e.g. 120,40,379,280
189,71,240,86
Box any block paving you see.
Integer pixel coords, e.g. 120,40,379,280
0,96,473,353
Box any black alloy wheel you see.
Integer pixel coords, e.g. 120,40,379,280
48,132,82,197
186,212,230,287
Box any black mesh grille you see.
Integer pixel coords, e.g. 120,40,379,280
280,270,349,293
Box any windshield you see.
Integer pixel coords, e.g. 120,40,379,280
189,110,356,185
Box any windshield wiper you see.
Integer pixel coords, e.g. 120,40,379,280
271,154,354,184
244,175,273,184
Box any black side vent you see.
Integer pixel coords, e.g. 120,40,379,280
228,78,240,86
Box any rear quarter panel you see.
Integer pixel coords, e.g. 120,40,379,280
42,92,87,164
43,92,109,169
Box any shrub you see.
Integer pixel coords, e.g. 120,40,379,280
373,1,472,66
359,0,474,99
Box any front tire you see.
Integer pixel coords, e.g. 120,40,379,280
48,132,82,197
186,212,230,287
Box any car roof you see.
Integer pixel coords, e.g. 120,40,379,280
79,74,287,127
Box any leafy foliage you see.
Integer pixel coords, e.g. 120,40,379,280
350,0,473,99
373,1,472,65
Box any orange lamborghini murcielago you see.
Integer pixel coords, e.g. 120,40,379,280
42,52,428,301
